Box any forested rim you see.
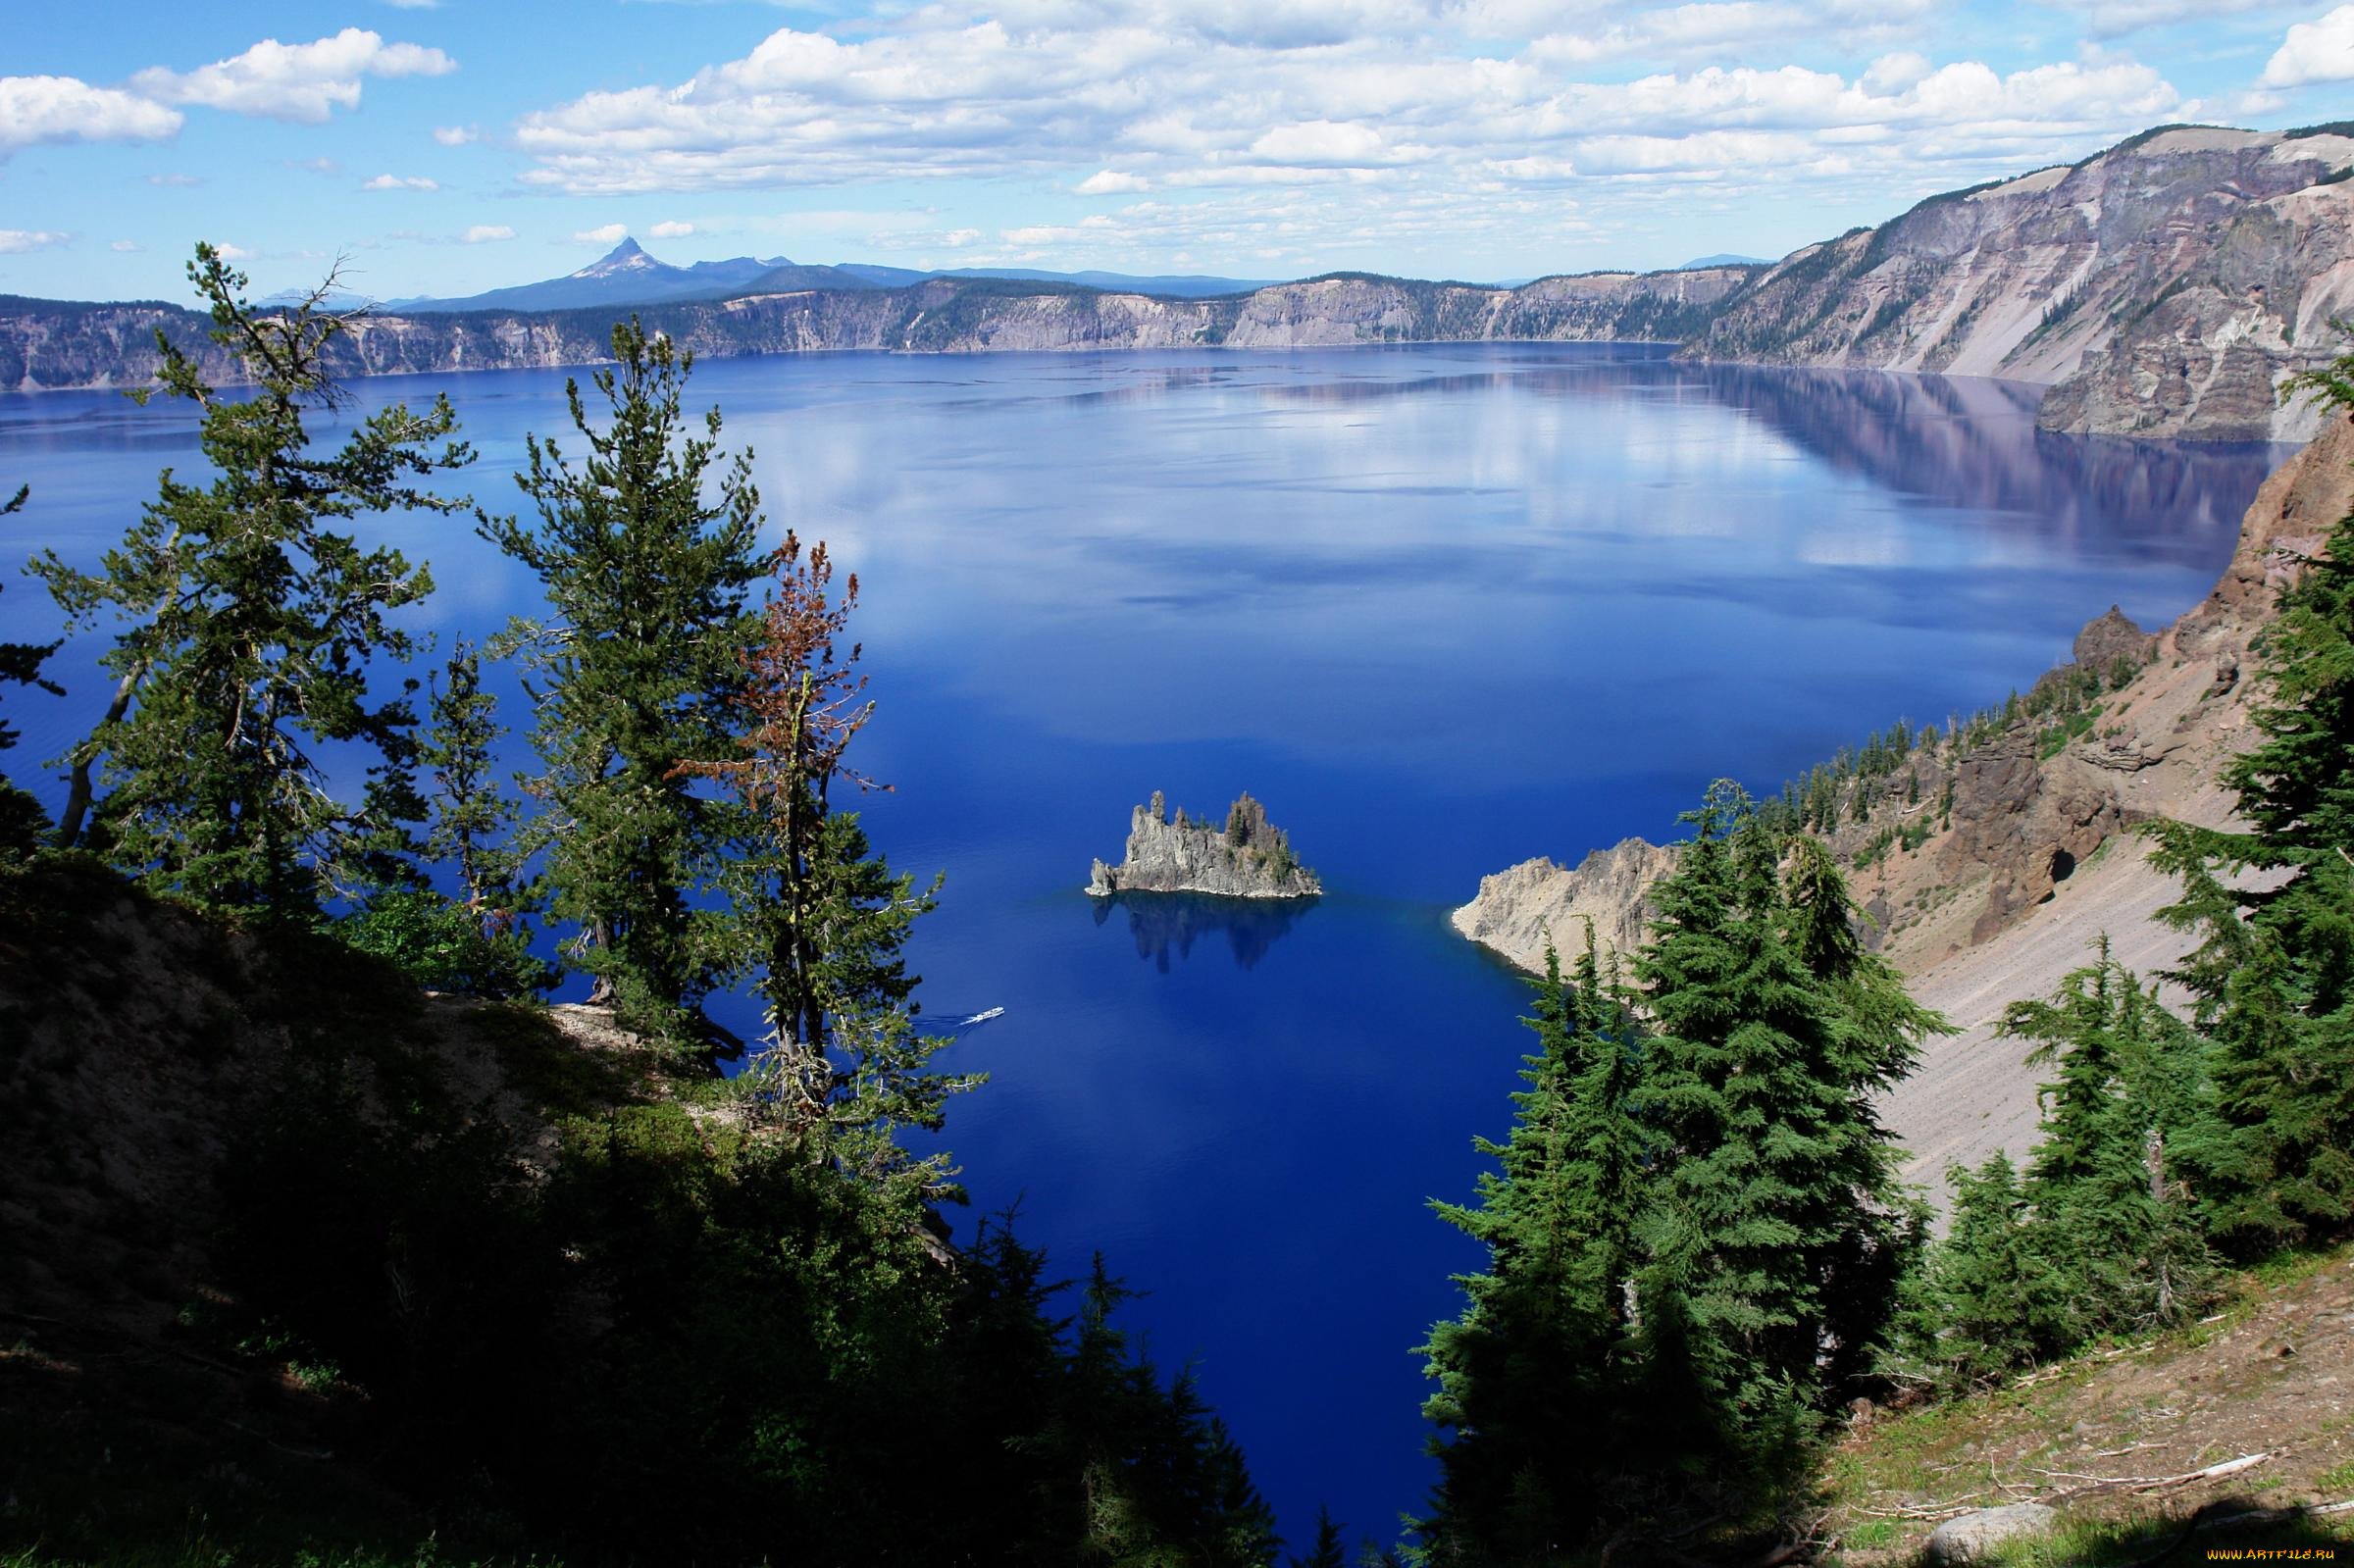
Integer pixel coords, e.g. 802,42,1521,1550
1408,337,2354,1561
2,250,2351,1567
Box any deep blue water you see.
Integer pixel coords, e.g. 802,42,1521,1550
0,343,2286,1548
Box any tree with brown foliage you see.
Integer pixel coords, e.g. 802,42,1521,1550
682,535,969,1168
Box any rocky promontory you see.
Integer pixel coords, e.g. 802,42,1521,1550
1087,791,1321,899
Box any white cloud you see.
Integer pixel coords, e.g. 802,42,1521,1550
1861,51,1933,94
1531,0,1937,65
2262,5,2354,86
214,243,255,261
573,223,629,244
129,28,456,125
146,172,202,187
433,124,478,146
362,173,440,191
288,156,341,176
0,75,181,157
0,229,71,254
111,239,143,252
649,219,696,238
1250,121,1393,166
383,0,443,8
484,4,2203,273
510,14,2180,209
2034,0,2300,38
462,224,517,243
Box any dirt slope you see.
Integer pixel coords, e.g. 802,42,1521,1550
1823,1244,2354,1563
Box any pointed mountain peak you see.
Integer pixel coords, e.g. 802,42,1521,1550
572,236,666,278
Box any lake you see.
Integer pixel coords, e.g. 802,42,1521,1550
0,342,2285,1548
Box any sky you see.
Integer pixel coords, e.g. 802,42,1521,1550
3,0,2351,301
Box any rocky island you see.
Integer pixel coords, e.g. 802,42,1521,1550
1087,791,1321,898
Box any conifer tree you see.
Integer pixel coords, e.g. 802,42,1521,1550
1780,833,1943,1391
482,320,767,1050
1913,1151,2070,1384
678,535,973,1167
1632,783,1934,1483
29,247,470,912
0,485,63,857
1292,1507,1348,1568
1053,1255,1282,1567
2144,350,2354,1252
1998,943,2212,1335
0,486,59,751
344,641,552,996
1419,928,1646,1561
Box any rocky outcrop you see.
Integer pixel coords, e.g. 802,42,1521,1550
2073,605,2160,672
1448,837,1674,974
1686,126,2354,442
1925,1505,2060,1565
1087,790,1321,899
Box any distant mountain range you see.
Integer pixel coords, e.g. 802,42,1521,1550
4,124,2348,443
386,239,1286,314
384,238,840,314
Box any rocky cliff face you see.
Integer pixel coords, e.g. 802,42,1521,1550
0,268,1747,397
1449,837,1673,974
1686,126,2354,443
1087,790,1321,898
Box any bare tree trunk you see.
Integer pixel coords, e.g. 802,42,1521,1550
55,665,140,848
2147,1127,2174,1321
584,917,616,1005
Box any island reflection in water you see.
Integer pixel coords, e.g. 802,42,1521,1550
1090,891,1318,972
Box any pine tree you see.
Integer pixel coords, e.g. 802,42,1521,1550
1631,783,1934,1488
0,485,63,857
343,642,552,996
2142,349,2354,1252
677,536,974,1169
1053,1255,1282,1567
1418,928,1647,1561
1914,1152,2070,1384
1779,833,1942,1391
482,320,768,1052
1997,942,2213,1337
1292,1506,1348,1568
29,247,470,912
682,534,927,1049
